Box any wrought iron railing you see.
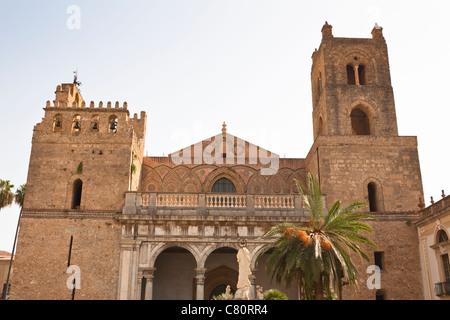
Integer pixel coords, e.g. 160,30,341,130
434,281,450,296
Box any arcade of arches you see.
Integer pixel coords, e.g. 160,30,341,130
126,243,297,300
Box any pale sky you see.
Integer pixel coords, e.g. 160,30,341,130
1,0,450,251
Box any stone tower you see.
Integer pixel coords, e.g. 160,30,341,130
305,23,424,299
10,82,146,299
24,82,146,212
306,22,423,212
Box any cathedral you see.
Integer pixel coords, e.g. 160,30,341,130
9,23,429,300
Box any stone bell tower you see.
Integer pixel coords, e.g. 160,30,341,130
10,80,147,300
306,22,424,214
305,22,424,300
310,22,398,140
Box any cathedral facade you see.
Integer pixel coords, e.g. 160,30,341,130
9,23,425,300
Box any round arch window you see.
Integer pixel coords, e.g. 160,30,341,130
211,178,236,193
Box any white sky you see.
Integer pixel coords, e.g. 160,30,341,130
1,0,450,251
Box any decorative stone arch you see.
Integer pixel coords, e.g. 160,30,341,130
228,165,258,185
251,244,270,270
149,243,202,268
161,170,183,192
434,225,449,245
347,99,378,136
173,165,191,181
287,169,307,194
203,167,246,193
363,177,384,212
341,49,379,86
198,243,240,268
267,174,288,194
247,173,268,194
140,167,162,192
182,172,202,193
153,164,173,181
203,265,238,300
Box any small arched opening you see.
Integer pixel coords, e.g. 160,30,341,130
358,65,367,85
71,179,83,209
347,64,356,85
72,115,82,134
368,182,378,212
318,116,324,136
351,108,371,135
53,114,63,132
108,115,118,133
91,115,99,131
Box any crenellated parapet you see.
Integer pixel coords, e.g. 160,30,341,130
38,83,146,141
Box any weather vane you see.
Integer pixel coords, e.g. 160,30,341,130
73,68,82,89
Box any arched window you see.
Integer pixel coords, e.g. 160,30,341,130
72,179,83,209
368,182,379,212
53,114,63,132
437,230,449,243
347,64,356,85
358,65,366,85
436,230,450,285
211,178,236,193
72,115,81,134
91,115,99,131
346,59,367,86
318,117,324,136
108,115,118,133
351,108,371,135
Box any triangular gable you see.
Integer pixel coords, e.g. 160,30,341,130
168,124,279,175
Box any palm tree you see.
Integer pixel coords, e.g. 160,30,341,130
14,184,26,208
2,183,25,300
258,173,377,300
0,180,15,211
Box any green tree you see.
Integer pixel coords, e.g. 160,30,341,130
14,184,26,208
1,182,25,299
263,289,288,300
0,180,15,211
258,173,377,300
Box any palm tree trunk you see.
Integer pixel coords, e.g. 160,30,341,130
314,277,324,300
297,274,302,300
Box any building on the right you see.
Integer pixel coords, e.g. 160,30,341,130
416,193,450,300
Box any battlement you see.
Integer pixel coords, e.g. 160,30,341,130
312,22,385,60
47,83,147,120
35,83,147,142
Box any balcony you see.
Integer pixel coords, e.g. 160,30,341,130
122,192,305,217
434,281,450,296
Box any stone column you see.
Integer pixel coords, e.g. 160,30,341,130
195,268,207,300
144,268,156,300
249,270,257,300
354,64,360,85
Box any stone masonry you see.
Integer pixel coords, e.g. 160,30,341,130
10,23,425,300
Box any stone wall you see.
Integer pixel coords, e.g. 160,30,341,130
9,214,120,300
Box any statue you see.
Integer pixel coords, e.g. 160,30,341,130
234,239,252,300
224,285,232,300
256,285,264,300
